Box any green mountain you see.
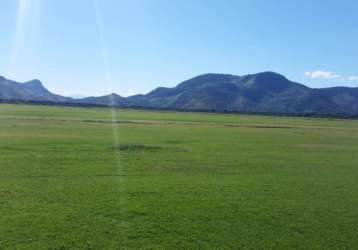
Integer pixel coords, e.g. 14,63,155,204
0,76,70,102
77,93,125,106
123,72,357,114
1,72,358,115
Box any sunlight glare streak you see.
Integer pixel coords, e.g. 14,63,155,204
7,0,28,76
7,0,41,77
93,0,121,168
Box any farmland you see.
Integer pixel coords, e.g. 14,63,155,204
1,104,358,249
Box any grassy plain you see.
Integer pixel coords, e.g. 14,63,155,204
1,104,358,249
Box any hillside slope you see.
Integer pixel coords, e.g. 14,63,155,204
1,72,358,115
123,72,355,114
0,76,70,102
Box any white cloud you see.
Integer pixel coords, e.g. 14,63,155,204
304,70,341,79
348,76,358,81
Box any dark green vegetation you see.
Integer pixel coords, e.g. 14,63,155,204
1,104,358,249
2,72,358,115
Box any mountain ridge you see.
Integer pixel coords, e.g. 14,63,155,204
1,72,358,115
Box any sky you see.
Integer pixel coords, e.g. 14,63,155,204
0,0,357,96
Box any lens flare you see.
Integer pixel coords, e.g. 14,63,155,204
8,0,28,76
93,0,121,170
8,0,41,77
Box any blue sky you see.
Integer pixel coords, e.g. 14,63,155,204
0,0,357,96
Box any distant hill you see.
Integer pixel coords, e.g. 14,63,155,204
76,93,125,106
69,94,88,99
1,72,358,115
0,76,70,103
122,72,358,115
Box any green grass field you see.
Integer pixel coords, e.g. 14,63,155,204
1,104,358,249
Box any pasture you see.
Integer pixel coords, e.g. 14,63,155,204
1,104,358,249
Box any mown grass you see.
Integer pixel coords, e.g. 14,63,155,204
0,104,358,249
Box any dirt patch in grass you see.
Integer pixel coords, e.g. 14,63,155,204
224,124,293,129
114,144,189,152
295,144,345,150
82,119,148,125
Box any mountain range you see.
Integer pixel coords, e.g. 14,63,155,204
1,72,358,115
